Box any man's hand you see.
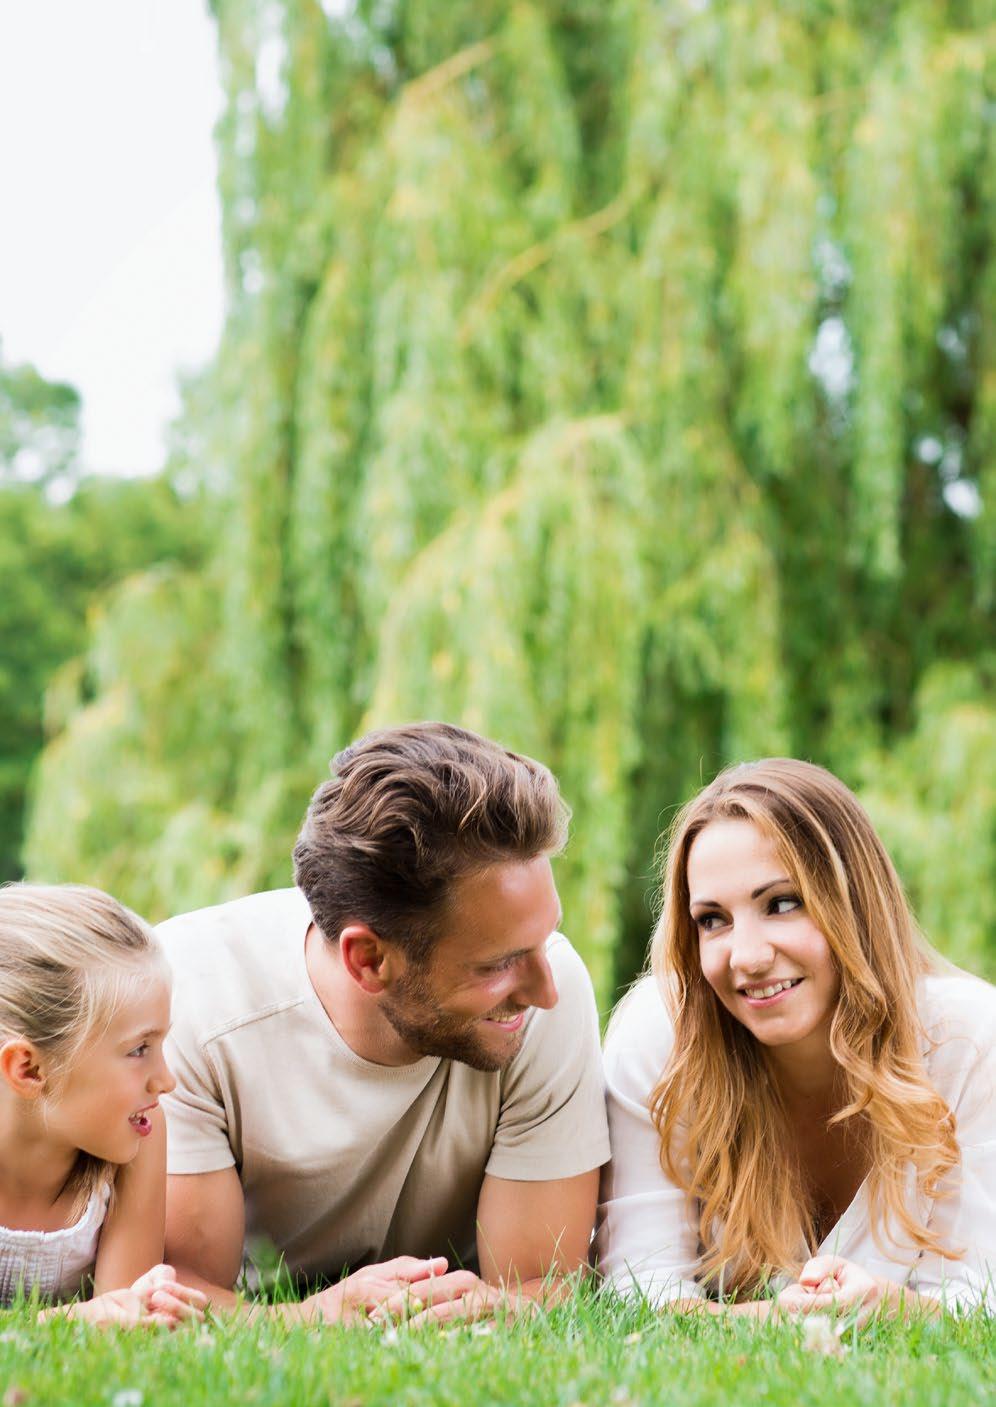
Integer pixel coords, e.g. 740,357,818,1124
303,1255,450,1325
777,1255,883,1326
368,1268,535,1329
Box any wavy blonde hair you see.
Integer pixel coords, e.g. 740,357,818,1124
0,884,163,1218
649,758,959,1294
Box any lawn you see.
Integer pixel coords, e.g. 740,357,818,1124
1,1295,993,1407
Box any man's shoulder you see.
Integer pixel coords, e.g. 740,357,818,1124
158,888,313,1042
545,931,596,997
156,886,309,945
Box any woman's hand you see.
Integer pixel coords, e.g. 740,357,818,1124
777,1255,883,1325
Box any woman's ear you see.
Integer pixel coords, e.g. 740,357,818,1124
0,1038,50,1099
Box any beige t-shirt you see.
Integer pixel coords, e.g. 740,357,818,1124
159,888,609,1281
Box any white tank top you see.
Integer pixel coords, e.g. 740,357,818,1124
0,1181,111,1306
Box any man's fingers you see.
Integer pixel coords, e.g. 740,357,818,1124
383,1255,449,1283
369,1271,484,1322
407,1291,497,1330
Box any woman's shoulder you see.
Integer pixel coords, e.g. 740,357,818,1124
602,974,677,1086
919,969,996,1038
919,971,996,1101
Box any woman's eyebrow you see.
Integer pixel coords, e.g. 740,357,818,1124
689,877,791,907
751,877,790,899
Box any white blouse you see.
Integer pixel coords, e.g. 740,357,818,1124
0,1181,111,1306
594,973,996,1311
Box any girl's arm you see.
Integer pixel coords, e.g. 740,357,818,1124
92,1109,167,1293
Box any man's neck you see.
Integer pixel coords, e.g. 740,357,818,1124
303,924,425,1068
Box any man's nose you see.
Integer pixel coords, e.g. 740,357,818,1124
513,949,559,1011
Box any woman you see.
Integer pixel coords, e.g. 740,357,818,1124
594,759,995,1319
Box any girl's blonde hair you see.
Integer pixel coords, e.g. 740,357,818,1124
0,883,163,1216
649,758,959,1294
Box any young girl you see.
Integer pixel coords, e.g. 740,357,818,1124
595,759,996,1320
0,884,206,1325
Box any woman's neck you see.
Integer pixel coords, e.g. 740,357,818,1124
763,1025,840,1108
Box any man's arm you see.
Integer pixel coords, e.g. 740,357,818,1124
477,1168,599,1294
165,1169,450,1324
369,1167,600,1327
165,1168,247,1311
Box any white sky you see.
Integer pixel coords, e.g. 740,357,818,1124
0,1,225,476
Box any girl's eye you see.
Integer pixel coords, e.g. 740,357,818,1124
769,894,801,916
128,1042,150,1058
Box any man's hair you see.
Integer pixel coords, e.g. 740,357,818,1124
293,722,569,961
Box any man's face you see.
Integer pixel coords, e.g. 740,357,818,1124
379,855,563,1071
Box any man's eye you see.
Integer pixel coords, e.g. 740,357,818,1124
769,894,801,915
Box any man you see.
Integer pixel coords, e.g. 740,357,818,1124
160,722,609,1324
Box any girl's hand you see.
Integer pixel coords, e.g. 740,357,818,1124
42,1265,208,1329
777,1255,883,1325
128,1264,208,1326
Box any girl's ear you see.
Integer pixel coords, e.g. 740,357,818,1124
0,1039,50,1098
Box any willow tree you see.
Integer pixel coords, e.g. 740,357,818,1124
26,0,996,997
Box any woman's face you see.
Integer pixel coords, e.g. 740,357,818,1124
686,819,840,1062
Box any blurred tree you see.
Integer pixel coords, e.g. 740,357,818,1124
0,348,205,879
0,343,81,495
25,1,996,991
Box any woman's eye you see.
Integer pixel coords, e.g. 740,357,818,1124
769,894,801,915
695,912,724,933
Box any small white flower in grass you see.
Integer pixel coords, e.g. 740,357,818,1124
800,1318,847,1358
470,1321,495,1337
623,1331,642,1345
380,1325,400,1346
112,1391,144,1407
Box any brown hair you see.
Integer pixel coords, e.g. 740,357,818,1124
293,722,569,960
0,883,164,1217
648,758,959,1293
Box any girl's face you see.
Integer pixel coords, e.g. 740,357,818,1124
44,964,175,1165
686,820,840,1063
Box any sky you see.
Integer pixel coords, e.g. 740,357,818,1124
0,1,225,477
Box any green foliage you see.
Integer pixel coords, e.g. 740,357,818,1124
22,1,996,992
0,484,204,876
0,343,80,493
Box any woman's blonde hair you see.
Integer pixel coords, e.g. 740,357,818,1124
649,758,959,1294
0,883,163,1216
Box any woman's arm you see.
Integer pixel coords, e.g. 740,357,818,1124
911,980,996,1313
593,981,707,1308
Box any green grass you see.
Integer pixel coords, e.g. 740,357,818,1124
1,1294,993,1407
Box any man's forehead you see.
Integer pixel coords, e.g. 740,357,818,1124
431,857,562,966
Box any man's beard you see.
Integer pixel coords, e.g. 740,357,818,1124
380,968,526,1073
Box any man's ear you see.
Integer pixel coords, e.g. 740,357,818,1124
338,924,404,995
0,1039,50,1099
